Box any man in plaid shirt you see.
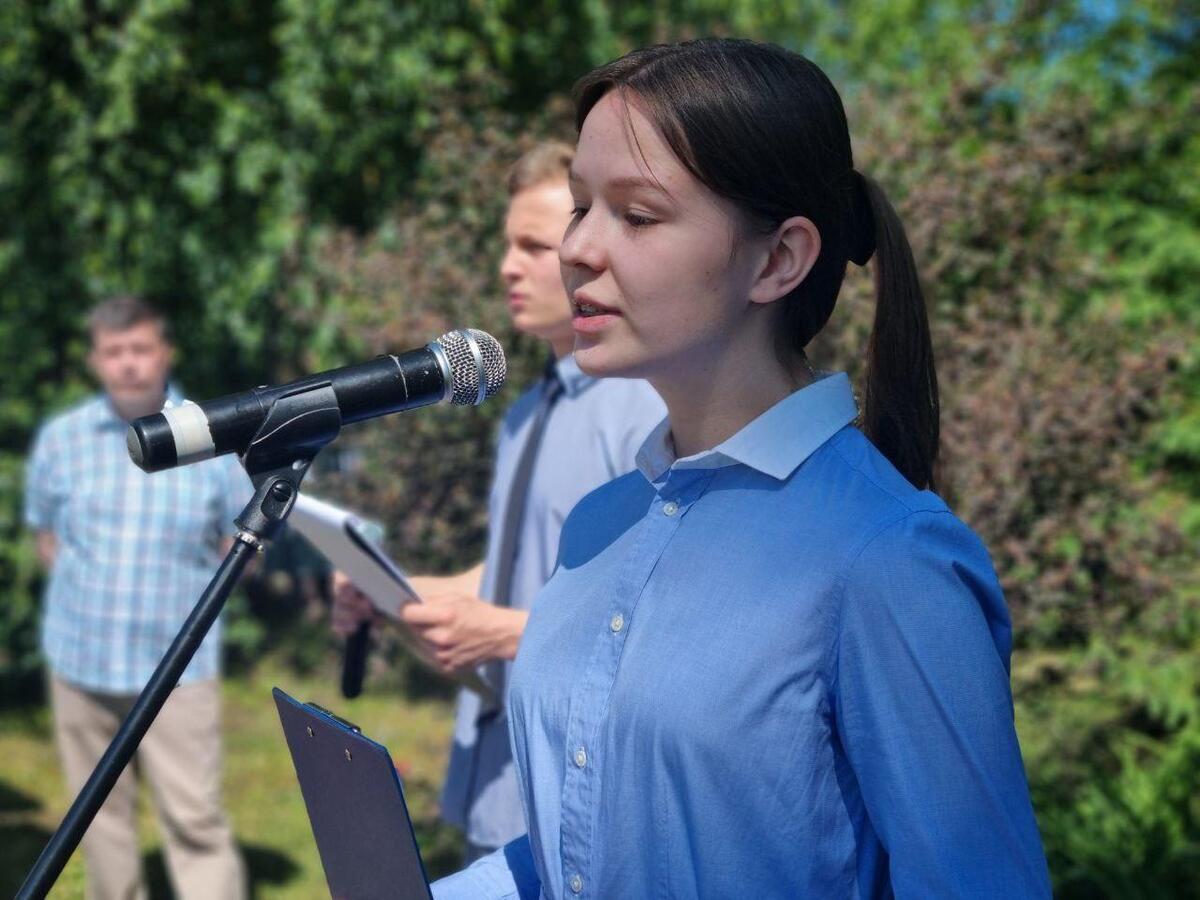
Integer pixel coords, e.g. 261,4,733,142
25,296,248,900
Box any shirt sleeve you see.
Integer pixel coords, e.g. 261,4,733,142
24,424,60,532
431,834,541,900
833,509,1051,899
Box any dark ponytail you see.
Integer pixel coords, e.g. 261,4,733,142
858,173,940,490
574,38,940,489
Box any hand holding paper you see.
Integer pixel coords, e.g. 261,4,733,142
289,493,495,701
331,569,523,674
330,571,378,637
398,594,528,674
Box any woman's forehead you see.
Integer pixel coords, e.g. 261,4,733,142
573,91,687,194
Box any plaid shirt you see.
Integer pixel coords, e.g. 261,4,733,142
24,388,252,693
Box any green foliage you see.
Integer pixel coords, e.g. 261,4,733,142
1018,635,1200,897
0,458,41,704
0,1,1197,894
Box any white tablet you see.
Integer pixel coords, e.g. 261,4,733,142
288,493,420,619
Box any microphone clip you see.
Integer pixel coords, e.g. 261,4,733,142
233,381,343,544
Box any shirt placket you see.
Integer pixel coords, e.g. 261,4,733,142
557,469,714,896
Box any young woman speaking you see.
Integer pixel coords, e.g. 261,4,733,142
435,37,1051,900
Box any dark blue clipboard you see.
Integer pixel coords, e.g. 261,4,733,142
273,688,433,900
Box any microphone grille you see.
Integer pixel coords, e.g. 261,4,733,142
437,329,507,405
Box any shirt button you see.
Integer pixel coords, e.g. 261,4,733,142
569,873,584,894
610,613,624,633
662,500,679,516
574,747,588,768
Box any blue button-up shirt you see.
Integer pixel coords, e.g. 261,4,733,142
24,389,252,694
434,372,1051,898
441,355,665,849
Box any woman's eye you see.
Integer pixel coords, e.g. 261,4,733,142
570,206,590,221
624,212,655,229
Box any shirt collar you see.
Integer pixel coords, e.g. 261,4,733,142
97,382,184,429
635,372,858,483
552,354,595,399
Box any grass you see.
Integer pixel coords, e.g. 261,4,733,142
0,664,460,898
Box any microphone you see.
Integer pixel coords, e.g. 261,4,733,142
127,329,507,473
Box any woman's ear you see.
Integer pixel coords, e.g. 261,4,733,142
748,216,821,305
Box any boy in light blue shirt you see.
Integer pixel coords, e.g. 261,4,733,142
331,143,664,862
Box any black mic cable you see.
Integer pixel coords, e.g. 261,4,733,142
341,620,372,699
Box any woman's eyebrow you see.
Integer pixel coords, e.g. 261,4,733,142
569,169,670,197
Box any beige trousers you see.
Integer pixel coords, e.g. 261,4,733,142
50,676,247,900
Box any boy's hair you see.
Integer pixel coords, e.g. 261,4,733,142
506,141,574,196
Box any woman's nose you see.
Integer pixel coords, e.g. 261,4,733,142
559,212,604,273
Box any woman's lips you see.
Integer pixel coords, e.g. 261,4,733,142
571,295,621,334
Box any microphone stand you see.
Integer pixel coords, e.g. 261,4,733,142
17,382,344,900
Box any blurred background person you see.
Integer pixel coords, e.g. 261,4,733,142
24,296,249,900
332,141,665,864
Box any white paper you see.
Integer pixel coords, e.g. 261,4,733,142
287,493,420,619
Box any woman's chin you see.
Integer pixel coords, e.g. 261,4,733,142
573,342,639,379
